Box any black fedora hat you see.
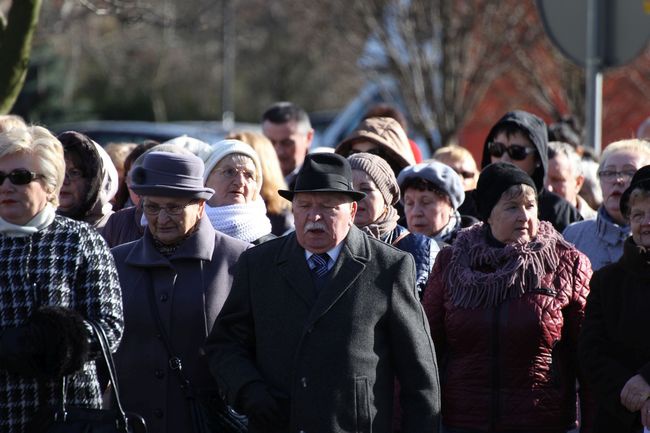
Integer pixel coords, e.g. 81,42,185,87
278,153,366,201
620,165,650,217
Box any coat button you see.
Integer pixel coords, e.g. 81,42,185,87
160,293,168,302
300,377,307,388
153,408,163,418
154,369,164,379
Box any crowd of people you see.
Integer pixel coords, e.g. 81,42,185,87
0,105,649,433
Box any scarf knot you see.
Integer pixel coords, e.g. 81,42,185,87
446,221,572,308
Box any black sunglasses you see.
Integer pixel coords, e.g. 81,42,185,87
0,169,42,185
487,141,537,161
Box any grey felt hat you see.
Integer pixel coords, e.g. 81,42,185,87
130,151,214,200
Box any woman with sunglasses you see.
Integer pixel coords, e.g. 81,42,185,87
459,110,582,233
0,126,124,431
203,139,275,245
424,162,592,433
563,139,650,271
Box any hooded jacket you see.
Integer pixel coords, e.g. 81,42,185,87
460,111,581,232
335,117,416,177
57,131,118,232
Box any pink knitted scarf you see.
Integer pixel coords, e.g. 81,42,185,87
446,221,572,309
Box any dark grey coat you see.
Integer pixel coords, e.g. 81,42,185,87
206,225,441,433
111,216,249,433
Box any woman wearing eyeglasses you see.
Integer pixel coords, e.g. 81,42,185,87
459,110,582,234
0,126,123,431
563,139,650,271
578,165,650,433
202,139,275,245
111,151,249,433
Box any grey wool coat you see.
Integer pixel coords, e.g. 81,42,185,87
111,216,249,433
206,225,441,433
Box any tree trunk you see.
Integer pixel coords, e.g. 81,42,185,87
0,0,43,114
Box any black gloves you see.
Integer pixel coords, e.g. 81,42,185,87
238,382,289,430
0,306,90,379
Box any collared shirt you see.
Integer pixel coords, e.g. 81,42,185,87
305,242,343,273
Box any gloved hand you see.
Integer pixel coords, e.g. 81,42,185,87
0,306,89,379
238,382,288,429
0,323,44,377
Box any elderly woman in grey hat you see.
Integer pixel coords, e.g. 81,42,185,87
203,139,274,244
110,151,250,433
398,160,476,243
348,152,442,297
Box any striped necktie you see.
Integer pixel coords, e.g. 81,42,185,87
309,253,330,279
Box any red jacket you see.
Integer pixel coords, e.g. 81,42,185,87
423,230,592,432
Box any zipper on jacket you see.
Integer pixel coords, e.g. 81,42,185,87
490,304,501,433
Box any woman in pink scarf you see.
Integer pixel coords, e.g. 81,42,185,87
423,162,593,433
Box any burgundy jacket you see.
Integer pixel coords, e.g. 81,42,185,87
423,226,593,432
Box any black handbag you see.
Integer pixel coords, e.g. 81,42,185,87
145,275,248,433
28,320,147,433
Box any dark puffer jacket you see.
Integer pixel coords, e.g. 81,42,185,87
381,224,442,298
423,223,592,432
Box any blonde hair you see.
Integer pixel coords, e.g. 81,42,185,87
433,144,476,166
0,126,65,206
105,142,137,175
0,115,27,133
227,131,290,214
599,139,650,171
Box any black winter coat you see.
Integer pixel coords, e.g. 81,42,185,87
579,237,650,433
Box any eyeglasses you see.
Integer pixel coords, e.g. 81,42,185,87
597,169,636,181
64,168,84,181
0,169,43,185
217,167,256,183
142,200,197,216
487,141,537,161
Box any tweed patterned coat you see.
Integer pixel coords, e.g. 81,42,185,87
0,216,124,433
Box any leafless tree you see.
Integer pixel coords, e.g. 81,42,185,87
349,0,541,150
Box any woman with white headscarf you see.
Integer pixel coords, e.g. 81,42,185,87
203,139,275,244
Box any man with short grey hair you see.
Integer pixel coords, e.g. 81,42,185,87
546,141,597,219
206,152,441,433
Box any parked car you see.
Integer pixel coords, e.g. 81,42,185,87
50,120,261,146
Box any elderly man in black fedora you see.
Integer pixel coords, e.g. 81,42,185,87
206,152,441,433
110,151,250,433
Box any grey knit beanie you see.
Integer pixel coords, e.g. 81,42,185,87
348,152,400,205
